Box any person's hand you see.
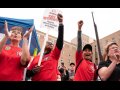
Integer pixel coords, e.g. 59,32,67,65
78,20,84,31
33,65,43,73
62,66,67,71
110,50,118,63
4,20,11,38
57,13,63,25
23,26,34,40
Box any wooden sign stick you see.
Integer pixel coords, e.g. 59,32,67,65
91,12,103,62
38,29,50,66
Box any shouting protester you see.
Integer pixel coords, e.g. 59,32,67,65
0,21,32,81
26,13,64,81
97,42,120,81
73,20,98,81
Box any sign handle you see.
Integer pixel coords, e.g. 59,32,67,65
38,29,50,66
23,31,32,81
91,12,103,62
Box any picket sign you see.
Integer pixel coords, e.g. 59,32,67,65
38,8,62,66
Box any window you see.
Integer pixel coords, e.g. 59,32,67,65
106,40,108,45
62,50,64,54
51,39,54,44
119,35,120,42
43,36,45,40
69,52,71,56
95,45,97,53
37,34,40,39
61,57,63,62
69,46,72,50
68,59,71,64
112,37,115,42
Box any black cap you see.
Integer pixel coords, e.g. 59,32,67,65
83,44,92,52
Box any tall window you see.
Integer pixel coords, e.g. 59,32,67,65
61,57,63,62
62,50,64,54
112,37,115,42
37,34,40,39
69,52,71,56
119,35,120,42
95,45,97,53
51,39,54,44
106,40,108,45
69,46,72,50
68,59,71,64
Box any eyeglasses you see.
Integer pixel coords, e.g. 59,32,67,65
11,30,21,35
46,41,53,45
109,47,120,50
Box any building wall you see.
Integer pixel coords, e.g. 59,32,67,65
36,30,77,69
71,33,95,49
90,30,120,65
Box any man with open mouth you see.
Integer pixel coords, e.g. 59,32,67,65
73,20,98,81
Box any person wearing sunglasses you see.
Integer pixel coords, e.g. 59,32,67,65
97,42,120,81
0,21,33,81
26,13,64,81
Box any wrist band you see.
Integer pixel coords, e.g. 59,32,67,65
32,69,35,73
59,22,63,25
23,40,28,43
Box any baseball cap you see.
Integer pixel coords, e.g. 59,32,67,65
83,44,92,52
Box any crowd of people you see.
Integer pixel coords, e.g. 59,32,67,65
0,13,120,81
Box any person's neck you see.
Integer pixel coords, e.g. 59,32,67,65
44,50,51,54
70,70,74,73
10,40,20,47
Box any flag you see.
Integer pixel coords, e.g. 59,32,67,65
33,48,38,57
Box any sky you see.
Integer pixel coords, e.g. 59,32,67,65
0,8,120,43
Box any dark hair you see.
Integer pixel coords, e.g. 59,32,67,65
70,63,75,66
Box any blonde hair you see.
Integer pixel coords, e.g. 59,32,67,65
10,26,23,37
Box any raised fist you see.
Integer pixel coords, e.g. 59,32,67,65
57,13,63,25
78,20,84,31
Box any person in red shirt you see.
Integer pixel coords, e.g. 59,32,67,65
0,21,32,81
26,13,64,81
73,20,98,81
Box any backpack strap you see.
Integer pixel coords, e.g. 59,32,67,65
75,58,83,73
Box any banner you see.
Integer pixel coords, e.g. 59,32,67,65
40,8,62,31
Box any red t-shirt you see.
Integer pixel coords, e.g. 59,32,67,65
73,50,98,81
0,45,31,81
28,45,61,81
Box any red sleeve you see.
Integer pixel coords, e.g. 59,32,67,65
75,50,83,67
51,45,62,61
94,64,98,79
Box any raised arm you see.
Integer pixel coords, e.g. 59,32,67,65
77,20,84,53
20,26,34,66
0,21,11,54
56,13,64,50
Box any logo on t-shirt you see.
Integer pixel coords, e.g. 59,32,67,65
43,56,50,61
17,51,22,56
90,66,94,72
5,46,11,50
